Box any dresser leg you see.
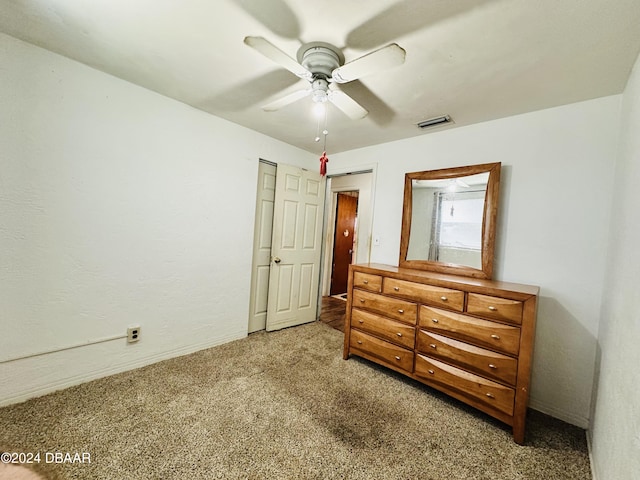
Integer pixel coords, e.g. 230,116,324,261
513,424,525,445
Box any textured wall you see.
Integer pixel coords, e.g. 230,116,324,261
590,51,640,480
0,33,315,405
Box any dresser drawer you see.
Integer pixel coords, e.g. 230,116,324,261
383,278,464,312
416,330,517,386
353,272,382,293
467,293,523,325
415,355,515,416
352,309,416,349
352,289,417,324
350,329,414,372
419,306,520,356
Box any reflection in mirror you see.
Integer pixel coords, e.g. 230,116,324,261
407,172,490,269
399,163,501,279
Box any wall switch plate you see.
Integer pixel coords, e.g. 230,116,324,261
127,326,141,343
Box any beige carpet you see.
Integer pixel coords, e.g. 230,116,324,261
0,322,591,479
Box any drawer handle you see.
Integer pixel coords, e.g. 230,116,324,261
428,369,435,374
486,393,495,398
429,343,437,349
357,340,363,344
491,334,500,340
363,280,369,284
358,320,364,324
398,309,404,314
432,318,439,324
394,356,401,361
360,299,365,303
396,332,403,337
488,306,497,311
488,364,497,369
440,296,448,301
394,286,400,291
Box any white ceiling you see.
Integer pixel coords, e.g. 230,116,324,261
2,0,640,154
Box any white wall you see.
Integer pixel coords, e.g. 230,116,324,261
330,96,621,427
0,33,315,406
589,52,640,479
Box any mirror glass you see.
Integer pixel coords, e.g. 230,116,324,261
399,163,501,279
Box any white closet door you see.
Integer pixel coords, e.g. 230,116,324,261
248,162,276,333
266,164,325,331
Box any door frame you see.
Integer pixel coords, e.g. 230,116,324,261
320,164,377,299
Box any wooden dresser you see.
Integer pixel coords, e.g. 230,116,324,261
343,263,538,444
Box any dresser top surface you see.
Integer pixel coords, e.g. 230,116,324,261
351,263,539,298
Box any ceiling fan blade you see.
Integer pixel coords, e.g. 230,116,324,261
328,89,368,119
244,36,312,80
262,89,311,111
331,43,406,84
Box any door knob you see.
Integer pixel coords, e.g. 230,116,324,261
273,256,281,264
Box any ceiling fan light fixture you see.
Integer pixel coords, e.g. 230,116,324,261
311,78,329,103
312,90,328,103
312,101,327,118
417,115,452,129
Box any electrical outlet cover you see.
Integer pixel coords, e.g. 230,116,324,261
127,326,141,343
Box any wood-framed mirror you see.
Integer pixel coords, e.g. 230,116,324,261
399,162,501,279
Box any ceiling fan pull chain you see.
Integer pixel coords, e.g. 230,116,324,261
315,115,321,143
322,107,329,151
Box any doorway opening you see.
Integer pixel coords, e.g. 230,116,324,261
318,169,374,333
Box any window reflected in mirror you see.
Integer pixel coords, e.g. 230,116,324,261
407,172,489,269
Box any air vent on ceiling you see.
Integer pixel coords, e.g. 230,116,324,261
416,115,452,129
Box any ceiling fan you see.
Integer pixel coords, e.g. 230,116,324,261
244,36,406,119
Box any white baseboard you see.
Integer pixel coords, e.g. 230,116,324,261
0,331,246,407
586,429,597,480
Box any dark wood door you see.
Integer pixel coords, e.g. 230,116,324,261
330,193,358,295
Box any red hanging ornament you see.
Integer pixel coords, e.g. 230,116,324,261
319,151,329,176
